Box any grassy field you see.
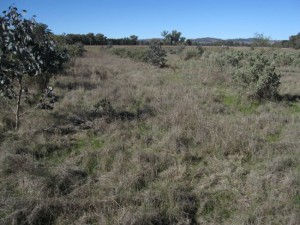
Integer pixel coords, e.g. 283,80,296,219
0,45,299,224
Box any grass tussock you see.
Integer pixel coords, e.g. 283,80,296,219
0,46,299,224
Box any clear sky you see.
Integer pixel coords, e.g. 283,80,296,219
0,0,299,40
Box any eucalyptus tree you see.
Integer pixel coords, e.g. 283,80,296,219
161,30,184,45
253,33,271,47
0,6,68,130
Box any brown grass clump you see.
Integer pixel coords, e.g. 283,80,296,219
0,46,299,224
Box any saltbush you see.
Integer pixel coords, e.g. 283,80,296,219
144,41,167,67
233,53,281,100
225,50,244,67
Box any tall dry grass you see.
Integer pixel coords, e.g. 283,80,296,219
0,46,299,224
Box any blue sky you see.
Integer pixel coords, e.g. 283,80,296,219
0,0,299,40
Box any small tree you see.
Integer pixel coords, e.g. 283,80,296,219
170,30,182,45
129,35,138,45
252,33,271,47
289,33,300,49
86,32,95,45
145,41,167,67
0,6,68,130
95,33,107,45
161,30,170,45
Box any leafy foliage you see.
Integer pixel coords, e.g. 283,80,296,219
145,41,167,67
37,86,58,110
0,6,69,129
233,53,281,100
252,33,271,47
0,6,68,97
288,32,300,49
161,30,184,45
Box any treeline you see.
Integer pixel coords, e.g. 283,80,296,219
189,40,251,47
56,33,139,45
56,31,300,49
274,33,300,49
56,32,248,47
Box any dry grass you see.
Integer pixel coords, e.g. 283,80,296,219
0,46,299,224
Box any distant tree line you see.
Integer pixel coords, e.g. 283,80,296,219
274,33,300,49
55,31,300,48
190,40,251,47
57,33,139,45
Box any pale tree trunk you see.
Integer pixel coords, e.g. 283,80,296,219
15,77,23,130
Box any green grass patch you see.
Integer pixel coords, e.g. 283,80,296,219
137,122,152,135
266,131,281,142
293,194,300,206
221,93,260,114
289,102,300,114
73,135,106,156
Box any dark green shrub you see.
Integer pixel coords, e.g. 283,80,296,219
145,41,167,67
225,51,244,67
233,53,281,100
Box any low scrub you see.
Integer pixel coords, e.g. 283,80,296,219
233,53,281,100
109,47,148,62
184,50,198,61
144,41,167,67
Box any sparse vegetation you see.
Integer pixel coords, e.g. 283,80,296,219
1,44,299,225
0,7,300,225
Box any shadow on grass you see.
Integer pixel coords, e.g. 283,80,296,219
279,94,300,102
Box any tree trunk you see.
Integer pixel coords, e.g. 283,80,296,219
15,77,23,130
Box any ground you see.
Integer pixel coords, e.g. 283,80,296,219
0,45,299,225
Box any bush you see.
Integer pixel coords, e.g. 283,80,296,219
184,50,198,61
145,41,167,67
233,53,281,100
67,42,86,57
225,50,244,67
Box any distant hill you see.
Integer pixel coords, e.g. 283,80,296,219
138,37,282,46
192,37,223,44
191,37,281,45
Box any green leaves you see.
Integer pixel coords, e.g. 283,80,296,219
145,41,167,68
0,6,69,129
233,53,281,101
0,6,69,94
